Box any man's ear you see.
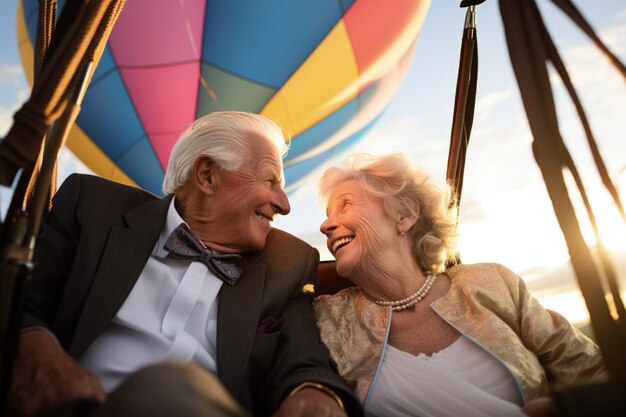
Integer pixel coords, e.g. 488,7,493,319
193,155,217,194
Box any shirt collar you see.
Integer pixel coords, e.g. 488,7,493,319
154,196,187,258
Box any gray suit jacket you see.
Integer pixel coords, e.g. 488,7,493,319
23,174,361,416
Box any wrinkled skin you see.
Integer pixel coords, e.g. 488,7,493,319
320,179,421,299
8,330,107,417
176,134,290,254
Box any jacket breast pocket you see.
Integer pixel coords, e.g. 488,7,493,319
249,330,281,383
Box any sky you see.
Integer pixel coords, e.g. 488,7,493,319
1,0,625,326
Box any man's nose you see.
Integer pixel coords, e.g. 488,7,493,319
272,187,291,215
320,216,337,235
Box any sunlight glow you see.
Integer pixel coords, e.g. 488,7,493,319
536,288,626,327
564,169,626,253
458,173,626,326
458,181,571,272
538,290,591,325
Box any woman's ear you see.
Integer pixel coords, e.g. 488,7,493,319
193,155,217,194
398,213,418,235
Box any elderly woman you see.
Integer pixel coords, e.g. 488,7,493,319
313,153,605,417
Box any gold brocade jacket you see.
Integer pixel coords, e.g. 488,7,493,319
313,263,605,405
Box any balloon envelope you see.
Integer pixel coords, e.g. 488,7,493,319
18,0,430,195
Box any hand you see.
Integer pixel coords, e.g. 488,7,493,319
272,388,348,417
8,329,107,417
522,397,557,417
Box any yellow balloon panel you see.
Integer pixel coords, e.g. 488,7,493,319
16,0,34,86
261,20,359,138
67,124,136,186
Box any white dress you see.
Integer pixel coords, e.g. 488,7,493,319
365,335,527,417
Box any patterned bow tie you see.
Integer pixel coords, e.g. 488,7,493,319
163,223,243,286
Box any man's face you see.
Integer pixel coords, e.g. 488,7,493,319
207,134,290,253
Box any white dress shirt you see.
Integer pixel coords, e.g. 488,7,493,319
79,198,223,393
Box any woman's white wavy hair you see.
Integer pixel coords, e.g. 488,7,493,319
319,153,459,274
162,111,288,194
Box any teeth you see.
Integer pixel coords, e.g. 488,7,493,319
332,237,353,253
256,213,272,223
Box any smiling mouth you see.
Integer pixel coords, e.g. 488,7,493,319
256,213,273,224
332,237,354,253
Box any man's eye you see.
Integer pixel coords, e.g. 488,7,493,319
342,201,352,210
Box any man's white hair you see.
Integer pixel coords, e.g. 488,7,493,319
162,111,288,195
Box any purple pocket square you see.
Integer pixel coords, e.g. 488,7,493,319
256,314,284,335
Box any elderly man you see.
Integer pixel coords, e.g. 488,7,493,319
9,112,361,417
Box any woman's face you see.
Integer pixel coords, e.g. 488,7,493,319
320,179,398,277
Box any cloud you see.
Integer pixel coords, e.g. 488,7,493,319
0,64,29,135
456,195,488,222
551,24,626,91
524,249,626,324
0,65,24,84
474,90,514,123
0,104,16,135
599,23,626,55
357,114,425,154
541,24,626,181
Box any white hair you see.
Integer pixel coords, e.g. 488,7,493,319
162,111,288,194
319,153,459,274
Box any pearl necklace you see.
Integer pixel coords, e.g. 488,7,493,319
364,274,437,311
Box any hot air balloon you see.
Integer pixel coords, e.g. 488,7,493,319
17,0,430,195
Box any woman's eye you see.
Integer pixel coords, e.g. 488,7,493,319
342,200,352,210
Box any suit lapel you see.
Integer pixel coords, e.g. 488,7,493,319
70,196,172,356
217,254,266,397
